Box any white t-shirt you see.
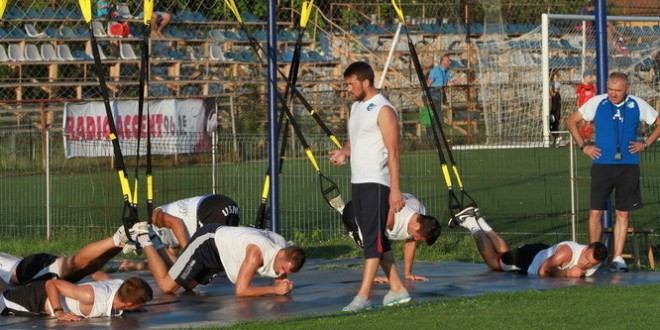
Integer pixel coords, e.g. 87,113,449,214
527,241,600,277
214,226,287,283
50,279,123,318
386,193,426,241
348,93,398,186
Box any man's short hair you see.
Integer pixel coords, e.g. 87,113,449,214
418,215,442,246
343,61,374,86
282,246,306,273
588,242,608,262
608,72,628,84
117,277,153,305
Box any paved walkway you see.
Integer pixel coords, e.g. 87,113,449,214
1,259,659,329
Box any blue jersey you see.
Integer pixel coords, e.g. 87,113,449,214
427,65,451,87
579,94,658,165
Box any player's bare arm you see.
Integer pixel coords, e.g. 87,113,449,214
378,106,404,212
152,208,191,249
538,245,579,278
45,279,94,321
235,245,292,297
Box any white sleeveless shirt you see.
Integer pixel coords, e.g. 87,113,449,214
386,193,426,241
158,195,207,236
348,93,398,186
214,226,287,283
0,253,21,288
51,279,123,318
527,241,600,277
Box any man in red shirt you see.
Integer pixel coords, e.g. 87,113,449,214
576,71,596,141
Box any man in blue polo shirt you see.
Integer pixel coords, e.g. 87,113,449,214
426,54,455,104
567,72,660,272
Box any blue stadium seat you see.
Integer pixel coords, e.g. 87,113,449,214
364,23,387,35
350,24,368,35
39,7,57,19
307,50,324,62
0,28,8,38
281,51,294,62
239,50,258,62
44,27,60,38
223,51,240,61
149,84,172,97
209,83,224,94
24,8,40,19
74,27,90,38
209,29,225,41
560,39,575,50
5,7,25,19
242,12,261,22
277,30,296,42
253,29,268,41
7,28,27,39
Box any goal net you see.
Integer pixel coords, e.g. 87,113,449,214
473,14,660,146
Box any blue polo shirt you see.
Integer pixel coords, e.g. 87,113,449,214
427,65,451,87
579,94,658,165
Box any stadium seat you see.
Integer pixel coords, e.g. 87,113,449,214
39,7,57,19
281,50,294,62
25,24,46,38
242,12,261,22
88,45,110,60
72,50,93,61
0,45,9,62
209,29,225,41
116,3,132,19
74,27,91,38
59,27,79,39
253,29,268,41
24,8,40,19
4,7,25,19
44,27,59,38
209,44,225,60
120,44,139,60
7,27,27,39
24,44,44,61
41,44,59,61
92,21,108,37
0,28,7,38
57,44,76,61
8,44,25,61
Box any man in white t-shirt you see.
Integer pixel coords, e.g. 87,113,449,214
342,193,441,282
131,222,305,297
454,205,607,278
0,276,151,321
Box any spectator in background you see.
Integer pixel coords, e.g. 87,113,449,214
151,11,172,37
576,71,597,142
96,0,111,19
426,54,455,105
549,71,562,146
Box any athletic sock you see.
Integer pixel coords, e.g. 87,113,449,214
112,232,122,247
137,234,153,248
459,215,482,234
477,217,492,233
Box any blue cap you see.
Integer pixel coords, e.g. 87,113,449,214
583,70,594,77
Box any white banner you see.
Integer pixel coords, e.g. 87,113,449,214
63,99,215,158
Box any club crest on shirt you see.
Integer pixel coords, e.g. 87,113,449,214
367,103,375,111
626,102,634,109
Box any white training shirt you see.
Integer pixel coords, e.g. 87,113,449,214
0,253,21,288
214,226,287,284
386,193,426,241
527,241,600,277
348,93,398,186
157,195,207,237
49,279,123,318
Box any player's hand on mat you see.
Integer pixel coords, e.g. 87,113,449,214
373,276,389,284
405,274,429,282
55,311,82,322
274,278,294,295
582,144,600,159
566,266,585,278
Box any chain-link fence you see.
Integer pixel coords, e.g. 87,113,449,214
1,1,659,246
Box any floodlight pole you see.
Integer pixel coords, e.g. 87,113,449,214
267,0,280,233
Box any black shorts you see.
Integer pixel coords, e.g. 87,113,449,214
500,243,549,274
14,253,59,285
168,223,224,288
1,279,48,316
198,195,240,227
351,183,391,258
590,164,642,211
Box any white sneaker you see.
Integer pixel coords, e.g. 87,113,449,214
342,296,372,312
610,257,629,272
448,205,476,228
383,288,411,306
458,215,479,231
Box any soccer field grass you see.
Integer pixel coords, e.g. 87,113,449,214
1,146,659,246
